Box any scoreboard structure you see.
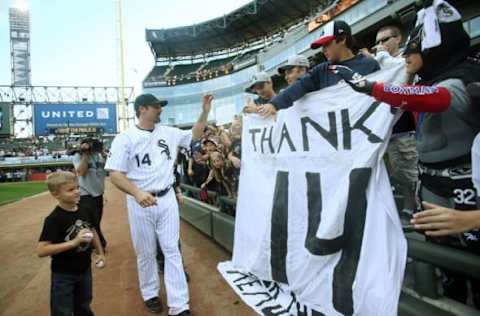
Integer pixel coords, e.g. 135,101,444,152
0,85,135,137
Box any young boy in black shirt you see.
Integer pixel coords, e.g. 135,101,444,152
37,171,106,316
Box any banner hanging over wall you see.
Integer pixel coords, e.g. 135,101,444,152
219,64,408,316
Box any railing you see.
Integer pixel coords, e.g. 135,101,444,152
407,237,480,303
179,184,480,316
181,184,218,201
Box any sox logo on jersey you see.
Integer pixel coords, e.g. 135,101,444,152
158,139,171,160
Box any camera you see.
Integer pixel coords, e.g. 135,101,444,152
67,138,103,156
81,138,103,153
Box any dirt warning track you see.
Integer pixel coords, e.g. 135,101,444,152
0,180,254,316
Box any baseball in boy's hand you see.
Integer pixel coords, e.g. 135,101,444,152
96,259,105,268
81,230,94,244
75,229,94,245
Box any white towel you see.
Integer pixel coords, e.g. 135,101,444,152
415,0,462,51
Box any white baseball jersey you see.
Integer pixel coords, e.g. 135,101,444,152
105,124,192,192
106,123,192,313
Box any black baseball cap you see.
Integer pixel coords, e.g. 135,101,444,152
134,94,168,111
311,20,352,49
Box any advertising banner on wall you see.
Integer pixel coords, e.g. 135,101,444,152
33,103,117,135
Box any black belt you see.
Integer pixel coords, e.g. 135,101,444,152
149,185,172,198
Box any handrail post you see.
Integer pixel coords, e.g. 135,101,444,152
413,261,439,299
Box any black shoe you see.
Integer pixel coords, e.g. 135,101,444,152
145,297,163,314
158,265,164,274
170,310,192,316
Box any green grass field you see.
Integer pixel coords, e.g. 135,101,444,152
0,181,48,206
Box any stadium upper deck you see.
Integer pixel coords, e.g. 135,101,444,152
146,0,333,59
143,0,480,126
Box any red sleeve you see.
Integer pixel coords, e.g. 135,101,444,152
371,82,451,113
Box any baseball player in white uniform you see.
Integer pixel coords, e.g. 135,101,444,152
105,93,212,316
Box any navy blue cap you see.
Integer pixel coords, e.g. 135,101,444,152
134,94,168,110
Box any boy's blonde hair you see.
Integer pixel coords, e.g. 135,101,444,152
46,171,77,193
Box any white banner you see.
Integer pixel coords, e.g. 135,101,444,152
219,64,408,316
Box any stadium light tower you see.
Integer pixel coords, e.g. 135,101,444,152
11,0,29,12
9,0,33,137
9,0,31,86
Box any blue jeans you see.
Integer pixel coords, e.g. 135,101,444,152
50,268,94,316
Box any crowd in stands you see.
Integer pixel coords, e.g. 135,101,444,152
0,169,27,182
145,49,260,87
0,136,113,183
174,4,480,309
0,135,114,160
177,116,242,205
0,136,68,159
0,167,74,183
166,61,234,86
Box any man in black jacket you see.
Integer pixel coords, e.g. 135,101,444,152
258,20,380,117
